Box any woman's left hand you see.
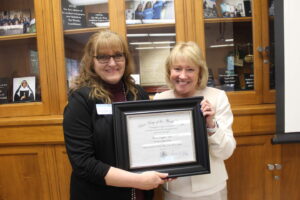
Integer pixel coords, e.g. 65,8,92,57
200,99,215,128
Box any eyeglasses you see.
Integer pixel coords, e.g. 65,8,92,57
94,53,125,64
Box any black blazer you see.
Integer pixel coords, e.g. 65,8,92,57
63,85,152,200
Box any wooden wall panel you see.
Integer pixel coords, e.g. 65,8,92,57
0,146,52,200
0,125,63,145
281,143,300,200
233,114,276,136
54,145,72,200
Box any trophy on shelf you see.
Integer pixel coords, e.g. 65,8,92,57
244,43,253,63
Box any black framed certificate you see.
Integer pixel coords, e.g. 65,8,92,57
113,97,210,178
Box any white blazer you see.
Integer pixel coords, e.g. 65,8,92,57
153,87,236,197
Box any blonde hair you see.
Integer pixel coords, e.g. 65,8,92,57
71,30,138,103
165,41,208,90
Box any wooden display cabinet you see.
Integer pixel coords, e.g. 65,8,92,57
195,0,275,105
0,0,55,117
0,1,299,200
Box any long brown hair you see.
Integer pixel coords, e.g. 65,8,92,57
71,30,138,103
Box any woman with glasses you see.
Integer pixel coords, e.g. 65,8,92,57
63,30,169,200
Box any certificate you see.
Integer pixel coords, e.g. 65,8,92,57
127,110,196,168
113,97,210,178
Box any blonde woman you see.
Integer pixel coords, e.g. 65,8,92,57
154,41,236,200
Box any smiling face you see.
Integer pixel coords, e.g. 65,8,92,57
21,80,28,88
170,57,200,98
93,50,125,85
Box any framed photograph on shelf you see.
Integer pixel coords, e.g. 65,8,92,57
113,97,210,178
203,0,218,18
0,9,32,36
125,0,175,24
12,76,36,103
220,0,246,18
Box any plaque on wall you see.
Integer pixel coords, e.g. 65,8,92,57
207,69,215,87
218,69,240,91
61,0,86,30
0,78,9,104
87,13,109,27
244,73,254,90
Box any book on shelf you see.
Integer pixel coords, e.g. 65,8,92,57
0,9,33,36
13,76,36,103
0,78,9,104
30,50,39,75
66,58,80,88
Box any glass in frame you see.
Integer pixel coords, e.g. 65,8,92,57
127,26,175,92
268,0,275,90
60,0,110,90
0,0,40,105
204,21,254,91
63,31,99,89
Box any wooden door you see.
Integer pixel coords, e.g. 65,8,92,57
226,135,280,200
0,145,52,200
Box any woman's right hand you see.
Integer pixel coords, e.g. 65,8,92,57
136,171,169,190
105,167,169,190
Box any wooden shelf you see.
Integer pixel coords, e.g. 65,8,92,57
143,85,169,94
205,17,252,23
126,23,175,30
0,33,36,41
63,27,108,35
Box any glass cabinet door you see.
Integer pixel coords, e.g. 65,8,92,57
0,0,51,117
196,0,265,105
53,0,112,111
125,0,177,93
60,0,110,89
262,0,275,103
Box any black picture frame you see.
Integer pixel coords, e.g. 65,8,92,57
113,97,210,178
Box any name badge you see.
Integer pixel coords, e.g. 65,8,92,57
96,104,112,115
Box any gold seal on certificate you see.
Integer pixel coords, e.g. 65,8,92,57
113,97,210,178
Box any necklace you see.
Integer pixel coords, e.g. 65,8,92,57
131,188,136,200
122,82,127,102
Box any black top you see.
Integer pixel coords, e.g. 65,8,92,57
63,85,152,200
